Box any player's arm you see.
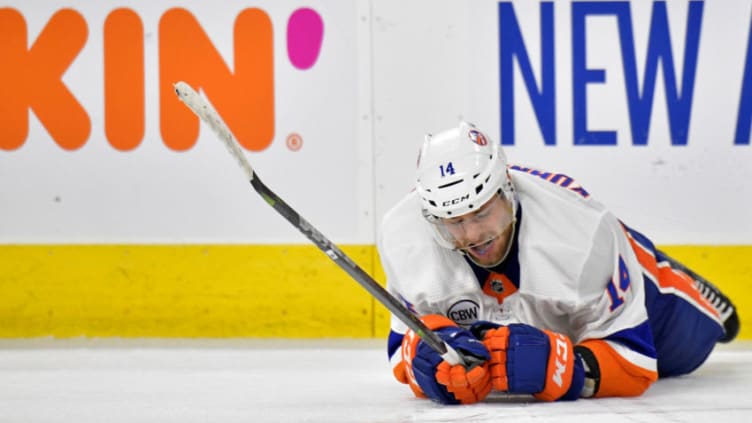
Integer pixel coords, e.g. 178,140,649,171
378,217,422,387
470,214,658,400
575,326,658,398
381,252,493,404
387,307,414,386
569,215,659,397
469,298,656,401
378,196,495,404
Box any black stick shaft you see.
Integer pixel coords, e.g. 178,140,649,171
172,81,454,361
249,175,449,356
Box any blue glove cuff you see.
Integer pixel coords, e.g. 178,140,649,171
558,353,586,401
506,324,550,393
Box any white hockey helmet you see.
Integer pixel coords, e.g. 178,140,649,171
416,122,516,249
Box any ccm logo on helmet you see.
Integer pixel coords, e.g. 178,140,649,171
442,193,470,207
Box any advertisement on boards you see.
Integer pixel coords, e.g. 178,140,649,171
0,1,369,243
371,0,752,244
2,0,751,245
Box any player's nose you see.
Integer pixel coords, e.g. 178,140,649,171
462,221,486,245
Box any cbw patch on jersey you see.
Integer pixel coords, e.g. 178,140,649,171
447,299,480,327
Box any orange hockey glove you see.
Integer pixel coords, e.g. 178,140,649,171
400,315,492,405
470,322,586,401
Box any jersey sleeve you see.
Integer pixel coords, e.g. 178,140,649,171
377,192,488,385
376,193,434,382
570,212,659,397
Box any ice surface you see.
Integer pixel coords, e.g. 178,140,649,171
0,339,750,423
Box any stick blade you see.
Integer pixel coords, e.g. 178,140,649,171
171,81,255,180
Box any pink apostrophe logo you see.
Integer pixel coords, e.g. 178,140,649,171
283,7,324,151
287,8,324,70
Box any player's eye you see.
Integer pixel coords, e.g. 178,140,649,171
475,209,491,219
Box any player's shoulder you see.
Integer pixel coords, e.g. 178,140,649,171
509,164,610,224
509,164,596,203
382,190,420,225
378,191,478,302
510,164,620,299
379,191,427,245
379,190,435,260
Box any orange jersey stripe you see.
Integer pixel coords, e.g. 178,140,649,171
579,339,657,397
625,228,720,322
625,231,659,278
655,263,721,320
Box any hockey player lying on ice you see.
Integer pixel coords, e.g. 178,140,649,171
378,121,740,404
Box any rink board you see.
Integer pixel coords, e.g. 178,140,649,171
0,245,389,338
0,244,748,339
3,2,752,341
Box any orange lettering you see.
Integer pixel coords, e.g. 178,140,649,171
104,8,145,151
0,8,90,151
159,8,274,152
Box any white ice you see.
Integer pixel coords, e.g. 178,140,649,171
1,339,750,423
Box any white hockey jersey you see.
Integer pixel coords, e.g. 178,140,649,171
378,165,662,397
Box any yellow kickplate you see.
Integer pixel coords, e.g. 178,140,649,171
0,245,390,338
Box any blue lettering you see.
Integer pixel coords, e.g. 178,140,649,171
510,165,590,198
572,1,703,146
499,2,556,146
571,2,624,145
629,1,703,146
529,169,552,179
549,174,571,186
607,255,631,312
735,13,752,145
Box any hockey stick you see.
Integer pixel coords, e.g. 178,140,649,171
173,81,465,366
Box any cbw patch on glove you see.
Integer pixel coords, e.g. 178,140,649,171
470,322,586,401
400,315,492,405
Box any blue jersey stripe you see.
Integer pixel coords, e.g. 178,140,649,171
387,330,404,360
603,320,658,359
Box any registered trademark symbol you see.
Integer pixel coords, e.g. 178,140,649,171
286,132,303,151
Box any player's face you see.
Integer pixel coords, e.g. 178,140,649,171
437,194,515,266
